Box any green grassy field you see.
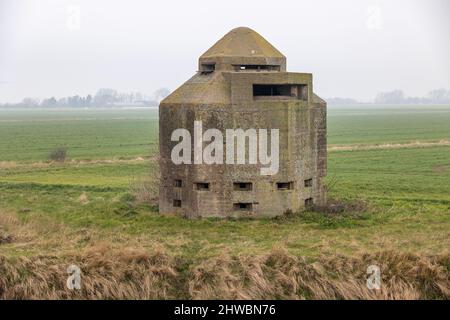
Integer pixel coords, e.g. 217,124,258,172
2,105,450,161
328,104,450,145
0,105,449,299
0,108,159,161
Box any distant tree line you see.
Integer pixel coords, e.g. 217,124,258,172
327,89,450,105
374,89,450,104
0,88,170,108
3,87,450,107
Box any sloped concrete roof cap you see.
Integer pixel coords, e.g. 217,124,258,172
200,27,285,59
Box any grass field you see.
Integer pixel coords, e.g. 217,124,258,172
0,105,449,299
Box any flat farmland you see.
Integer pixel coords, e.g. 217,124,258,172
0,108,159,162
0,105,449,299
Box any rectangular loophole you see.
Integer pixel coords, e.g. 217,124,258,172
305,198,314,207
200,63,215,74
174,179,182,188
195,182,210,191
277,182,294,190
233,182,253,191
253,84,308,100
304,179,313,187
233,203,253,211
234,65,280,72
173,199,182,207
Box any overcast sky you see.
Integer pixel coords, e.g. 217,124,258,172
0,0,449,103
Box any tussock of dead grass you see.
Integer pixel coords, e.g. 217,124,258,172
188,248,450,300
0,246,448,300
77,192,89,205
328,139,450,152
0,161,18,169
0,233,14,244
0,244,178,299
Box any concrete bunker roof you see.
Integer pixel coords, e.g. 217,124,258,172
200,27,285,59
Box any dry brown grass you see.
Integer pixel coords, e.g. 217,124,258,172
328,139,450,152
0,232,14,244
0,156,154,171
0,246,448,300
0,161,18,169
77,192,89,205
0,245,178,299
189,249,450,300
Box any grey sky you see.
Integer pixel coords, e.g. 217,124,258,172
0,0,449,103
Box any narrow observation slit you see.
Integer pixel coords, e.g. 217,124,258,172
253,84,308,100
173,199,182,207
233,203,253,211
304,179,313,187
233,182,253,191
234,65,280,72
195,182,210,191
277,182,294,190
174,179,182,188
